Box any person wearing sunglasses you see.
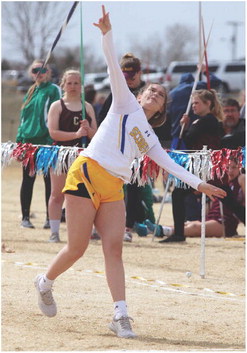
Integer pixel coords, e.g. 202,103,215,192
16,59,62,230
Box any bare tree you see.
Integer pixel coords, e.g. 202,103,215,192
2,1,71,64
53,45,105,74
164,24,197,64
129,33,165,69
127,23,197,69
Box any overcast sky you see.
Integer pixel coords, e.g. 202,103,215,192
62,0,245,61
1,0,246,64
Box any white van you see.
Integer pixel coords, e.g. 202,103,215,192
164,61,245,92
215,61,245,92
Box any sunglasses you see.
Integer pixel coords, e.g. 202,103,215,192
122,71,137,81
31,67,48,74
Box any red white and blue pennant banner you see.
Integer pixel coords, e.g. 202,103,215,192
1,142,245,187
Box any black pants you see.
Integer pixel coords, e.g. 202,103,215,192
125,182,146,229
20,166,51,220
172,188,194,237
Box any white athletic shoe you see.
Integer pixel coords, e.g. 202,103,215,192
34,274,57,317
123,231,132,242
109,316,136,338
49,232,61,243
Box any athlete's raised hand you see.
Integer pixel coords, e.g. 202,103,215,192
93,5,111,35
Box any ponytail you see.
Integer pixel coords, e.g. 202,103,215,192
21,83,38,110
192,89,224,121
209,89,224,121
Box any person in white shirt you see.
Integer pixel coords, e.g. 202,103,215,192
34,5,226,339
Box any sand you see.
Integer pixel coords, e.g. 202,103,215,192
1,163,245,352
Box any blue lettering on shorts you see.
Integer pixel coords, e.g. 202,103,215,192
83,163,91,183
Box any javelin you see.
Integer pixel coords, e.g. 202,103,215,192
202,17,211,89
30,2,79,94
79,1,87,147
177,20,214,148
43,1,79,67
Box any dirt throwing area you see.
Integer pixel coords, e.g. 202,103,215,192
1,163,245,352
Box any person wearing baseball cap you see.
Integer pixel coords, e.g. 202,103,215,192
97,53,145,126
120,54,142,90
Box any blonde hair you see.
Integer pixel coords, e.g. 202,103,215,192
21,59,50,110
192,89,224,121
60,69,81,90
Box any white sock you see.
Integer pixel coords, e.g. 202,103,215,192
38,274,54,291
162,226,173,236
114,300,128,319
49,220,60,234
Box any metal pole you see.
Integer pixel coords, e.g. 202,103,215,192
199,2,202,75
227,21,244,61
200,145,208,278
152,177,171,242
219,201,226,237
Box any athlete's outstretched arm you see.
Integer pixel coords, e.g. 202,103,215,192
147,143,226,201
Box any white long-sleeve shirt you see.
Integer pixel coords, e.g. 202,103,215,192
81,30,202,190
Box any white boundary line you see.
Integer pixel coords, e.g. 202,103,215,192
3,260,244,303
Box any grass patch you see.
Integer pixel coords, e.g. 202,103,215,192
1,84,25,142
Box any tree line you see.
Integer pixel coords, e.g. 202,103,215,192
2,1,197,73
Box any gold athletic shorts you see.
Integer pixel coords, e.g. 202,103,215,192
62,155,124,210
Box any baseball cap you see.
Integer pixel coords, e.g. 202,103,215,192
120,54,141,79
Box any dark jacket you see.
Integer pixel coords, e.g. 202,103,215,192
167,72,222,141
184,113,221,150
219,119,245,149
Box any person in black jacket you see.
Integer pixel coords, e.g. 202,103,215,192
160,89,224,243
164,68,222,222
166,65,222,150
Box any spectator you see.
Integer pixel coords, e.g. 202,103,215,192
160,89,224,243
93,93,106,118
182,89,223,150
220,98,245,149
146,157,245,238
16,60,62,229
167,65,222,150
164,68,222,222
48,69,97,242
84,84,97,105
84,85,106,122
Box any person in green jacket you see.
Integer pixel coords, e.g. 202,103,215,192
16,59,62,229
